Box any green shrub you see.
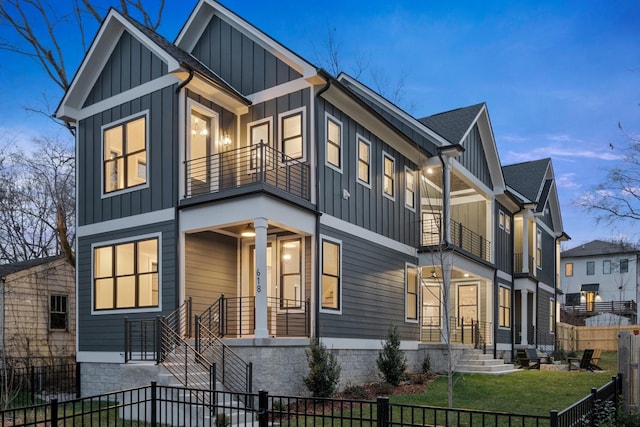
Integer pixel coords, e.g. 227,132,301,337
304,338,341,397
377,326,407,386
422,355,431,374
215,413,230,427
342,383,369,399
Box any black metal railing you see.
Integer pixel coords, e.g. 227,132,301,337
199,294,311,338
515,252,535,273
184,143,310,201
421,316,491,346
124,318,160,362
0,376,622,426
421,218,491,262
0,361,79,407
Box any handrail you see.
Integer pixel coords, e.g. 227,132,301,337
163,297,193,339
421,217,491,261
421,316,492,346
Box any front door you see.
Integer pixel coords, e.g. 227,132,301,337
188,109,218,195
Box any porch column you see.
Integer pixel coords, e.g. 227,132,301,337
522,212,530,274
441,252,453,344
253,217,269,338
441,156,452,244
520,292,528,345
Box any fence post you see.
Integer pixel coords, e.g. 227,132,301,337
590,387,598,425
210,363,217,391
75,362,81,398
30,365,35,404
220,294,225,337
376,397,390,427
258,390,269,427
151,381,157,427
155,316,162,364
247,362,253,393
187,297,192,338
124,317,130,363
195,314,201,353
51,398,58,426
549,409,558,427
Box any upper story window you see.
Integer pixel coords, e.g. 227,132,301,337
603,260,611,274
50,294,68,331
565,263,573,277
383,151,395,200
279,108,305,161
505,216,511,233
93,237,159,311
248,117,272,170
499,211,505,229
320,237,341,313
586,261,595,275
405,167,415,210
103,114,147,194
405,264,418,321
356,135,371,187
326,114,342,171
536,229,542,269
620,258,629,273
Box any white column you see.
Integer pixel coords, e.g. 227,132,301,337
522,212,530,274
253,217,269,338
442,157,452,244
441,252,453,344
520,291,528,345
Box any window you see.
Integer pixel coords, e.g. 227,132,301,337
248,117,272,170
326,115,342,171
280,238,302,308
499,211,505,229
405,264,418,321
458,284,478,324
187,105,217,196
505,215,511,233
280,108,304,161
603,260,611,274
383,152,395,199
536,229,542,269
586,261,595,275
103,114,147,194
94,237,159,310
356,135,371,187
422,285,441,327
499,287,511,328
321,238,341,312
549,299,556,333
620,258,629,273
50,295,68,331
565,263,573,277
405,167,415,210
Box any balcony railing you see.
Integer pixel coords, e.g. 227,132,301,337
184,143,310,201
421,218,491,262
421,316,491,347
514,253,535,273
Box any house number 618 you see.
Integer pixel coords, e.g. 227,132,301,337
256,270,261,293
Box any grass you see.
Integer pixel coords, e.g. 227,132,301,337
391,351,618,416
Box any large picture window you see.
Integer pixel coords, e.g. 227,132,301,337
94,237,159,310
499,287,511,328
103,115,147,193
406,264,418,321
321,238,341,311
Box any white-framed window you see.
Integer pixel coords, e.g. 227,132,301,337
405,263,418,322
279,107,305,162
499,211,505,229
499,286,511,328
279,237,303,309
187,101,219,196
565,263,573,277
325,113,342,172
92,235,160,313
603,260,611,274
102,112,149,196
586,261,595,275
405,167,415,211
248,117,273,171
50,294,68,331
505,215,511,233
356,134,371,187
320,236,341,313
382,151,395,200
549,298,556,333
620,258,629,273
536,229,542,269
422,284,441,327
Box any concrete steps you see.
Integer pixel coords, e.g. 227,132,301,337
455,349,520,375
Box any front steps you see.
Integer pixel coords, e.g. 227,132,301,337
455,349,520,375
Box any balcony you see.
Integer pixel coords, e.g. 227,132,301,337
421,218,491,262
184,143,310,202
514,253,535,274
560,301,637,325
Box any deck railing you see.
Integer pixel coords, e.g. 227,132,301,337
421,218,491,262
184,143,310,201
421,316,491,346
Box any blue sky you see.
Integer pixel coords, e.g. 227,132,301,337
0,0,638,249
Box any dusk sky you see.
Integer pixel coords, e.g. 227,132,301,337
0,0,638,249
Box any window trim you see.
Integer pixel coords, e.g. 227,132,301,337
549,298,556,334
277,236,305,312
404,167,416,211
505,215,511,234
405,263,419,322
49,294,69,331
536,229,542,269
586,261,595,276
382,151,395,201
565,262,573,277
603,260,611,274
278,107,306,163
247,116,274,172
498,286,511,329
101,111,150,198
186,99,220,197
620,258,629,273
90,232,162,315
325,113,343,173
319,235,342,315
356,134,371,188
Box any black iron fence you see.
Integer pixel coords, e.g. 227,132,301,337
0,375,623,426
0,361,79,408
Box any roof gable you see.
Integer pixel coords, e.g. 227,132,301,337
418,103,484,145
0,255,66,278
503,158,550,203
562,239,640,257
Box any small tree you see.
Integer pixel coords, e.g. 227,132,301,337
303,338,340,397
377,326,407,386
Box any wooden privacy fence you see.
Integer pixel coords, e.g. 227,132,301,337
557,322,640,351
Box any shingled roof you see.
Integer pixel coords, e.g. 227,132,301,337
503,158,551,203
418,103,485,144
561,240,640,258
0,255,66,278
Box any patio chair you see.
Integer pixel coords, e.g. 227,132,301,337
568,349,598,371
517,348,541,369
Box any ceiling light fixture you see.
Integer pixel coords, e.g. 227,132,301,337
241,224,256,237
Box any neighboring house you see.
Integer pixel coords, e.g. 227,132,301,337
55,0,567,396
0,256,75,364
560,240,639,325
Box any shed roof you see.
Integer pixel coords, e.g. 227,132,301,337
0,255,66,278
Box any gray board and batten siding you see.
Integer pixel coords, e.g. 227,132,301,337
190,15,302,96
318,224,420,342
84,31,168,107
78,85,178,226
457,125,493,190
76,221,176,352
494,202,513,274
317,98,419,248
495,277,513,345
